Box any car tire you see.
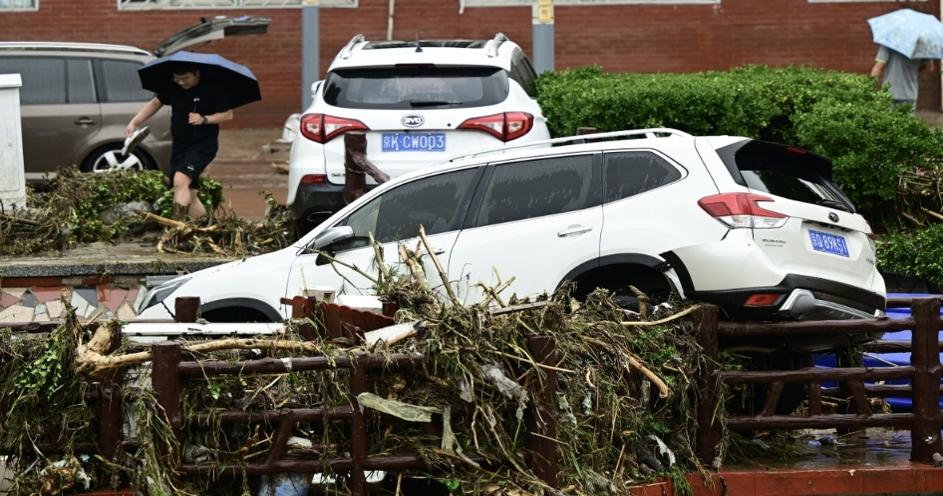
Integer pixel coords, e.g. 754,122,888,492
293,212,332,240
730,349,811,416
81,144,155,173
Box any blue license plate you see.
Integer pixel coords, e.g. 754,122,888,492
809,229,849,257
381,132,446,152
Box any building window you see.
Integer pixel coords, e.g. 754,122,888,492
0,0,38,10
463,0,719,6
118,0,356,10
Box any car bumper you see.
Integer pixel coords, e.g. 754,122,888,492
678,272,886,321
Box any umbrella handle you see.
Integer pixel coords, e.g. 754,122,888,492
192,97,201,113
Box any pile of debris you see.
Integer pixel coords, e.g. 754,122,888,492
0,236,722,495
0,167,293,258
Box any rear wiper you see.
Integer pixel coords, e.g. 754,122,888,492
408,100,458,107
817,198,852,212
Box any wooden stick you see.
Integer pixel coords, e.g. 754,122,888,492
418,225,459,305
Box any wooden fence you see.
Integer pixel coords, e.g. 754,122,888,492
4,295,943,493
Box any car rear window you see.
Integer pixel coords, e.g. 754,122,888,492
323,66,508,110
716,140,855,211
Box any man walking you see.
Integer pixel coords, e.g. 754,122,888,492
127,63,233,219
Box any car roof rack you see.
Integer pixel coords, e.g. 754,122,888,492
483,33,509,57
339,33,365,59
452,128,694,162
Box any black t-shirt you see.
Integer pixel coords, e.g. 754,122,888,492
158,81,232,145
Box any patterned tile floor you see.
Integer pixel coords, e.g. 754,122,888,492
0,284,148,323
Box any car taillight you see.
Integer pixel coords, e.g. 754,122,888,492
698,192,787,229
300,174,327,185
299,113,369,143
458,112,533,141
744,293,782,307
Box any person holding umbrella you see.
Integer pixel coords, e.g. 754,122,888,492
868,8,943,111
126,51,261,220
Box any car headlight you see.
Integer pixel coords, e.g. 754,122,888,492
140,277,192,311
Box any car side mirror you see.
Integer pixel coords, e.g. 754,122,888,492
310,226,354,266
309,224,353,250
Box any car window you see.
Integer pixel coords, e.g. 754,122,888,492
509,50,538,97
716,139,855,210
604,151,683,203
66,58,96,104
99,59,152,102
474,154,599,227
0,56,66,104
323,66,509,110
335,167,481,250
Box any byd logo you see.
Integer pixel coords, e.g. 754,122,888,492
401,114,424,127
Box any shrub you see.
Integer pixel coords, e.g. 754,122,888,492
877,225,943,290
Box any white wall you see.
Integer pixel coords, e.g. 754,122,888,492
0,74,25,213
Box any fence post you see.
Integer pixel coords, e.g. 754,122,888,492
174,296,200,323
96,325,124,460
348,359,367,496
694,304,722,465
343,133,367,204
290,295,320,340
910,297,942,464
526,334,559,488
151,342,183,430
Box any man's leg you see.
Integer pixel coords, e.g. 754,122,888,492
188,188,207,219
172,171,194,220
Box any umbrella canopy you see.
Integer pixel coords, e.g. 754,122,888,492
868,8,943,59
138,50,261,109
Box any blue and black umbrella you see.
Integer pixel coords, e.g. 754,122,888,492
138,50,261,109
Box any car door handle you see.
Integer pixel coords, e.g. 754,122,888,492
557,225,593,237
429,247,446,255
74,117,96,126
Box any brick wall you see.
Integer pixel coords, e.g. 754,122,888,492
1,0,939,127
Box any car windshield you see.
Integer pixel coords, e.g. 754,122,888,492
717,140,856,212
322,66,508,110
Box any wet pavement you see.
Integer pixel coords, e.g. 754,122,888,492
205,127,289,220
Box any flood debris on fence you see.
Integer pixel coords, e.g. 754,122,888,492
0,234,719,495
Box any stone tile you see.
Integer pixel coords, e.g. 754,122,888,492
30,287,66,304
117,302,136,321
33,311,49,323
0,293,20,308
70,292,90,318
1,288,26,299
18,292,36,308
99,287,128,313
126,287,140,307
45,300,64,319
0,305,33,322
75,288,99,308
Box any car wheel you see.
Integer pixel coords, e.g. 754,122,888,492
293,212,332,240
81,144,154,173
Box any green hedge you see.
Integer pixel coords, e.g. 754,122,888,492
536,65,943,222
877,224,943,290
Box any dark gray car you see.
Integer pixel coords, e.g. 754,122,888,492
0,16,269,179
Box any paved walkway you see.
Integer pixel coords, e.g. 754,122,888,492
208,127,289,220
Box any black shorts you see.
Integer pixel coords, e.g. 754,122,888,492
170,142,218,189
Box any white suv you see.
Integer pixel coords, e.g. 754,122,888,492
140,128,885,326
287,33,550,233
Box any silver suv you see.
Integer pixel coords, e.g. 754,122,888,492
0,16,269,179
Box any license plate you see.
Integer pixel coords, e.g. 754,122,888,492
381,132,446,152
809,229,849,257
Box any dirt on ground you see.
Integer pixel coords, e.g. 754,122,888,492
205,127,289,220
